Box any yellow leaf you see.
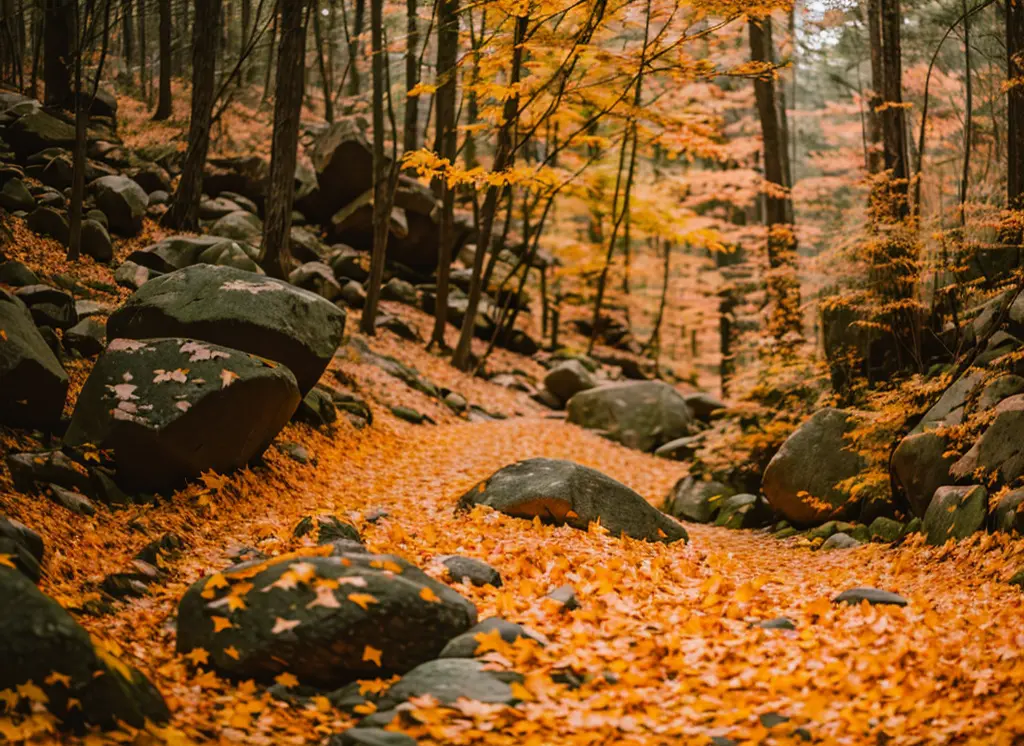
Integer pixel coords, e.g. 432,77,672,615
0,554,15,569
44,672,71,688
419,587,441,603
223,646,240,660
185,648,210,666
362,645,382,667
510,681,533,701
348,593,379,610
274,672,299,688
16,681,48,704
212,616,233,633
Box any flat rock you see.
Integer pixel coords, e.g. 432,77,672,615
64,337,301,491
566,381,694,452
441,555,502,587
107,264,346,394
833,587,908,607
459,458,688,543
176,553,477,687
375,659,517,710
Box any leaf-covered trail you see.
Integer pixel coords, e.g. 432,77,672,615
15,407,1024,745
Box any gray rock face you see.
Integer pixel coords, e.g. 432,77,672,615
375,659,516,710
544,360,597,405
0,289,69,427
64,337,301,491
5,109,76,157
663,477,734,523
0,567,169,729
923,485,987,545
0,517,44,583
199,196,243,220
92,175,149,235
684,392,727,422
289,261,342,302
458,457,688,543
107,264,346,394
441,556,502,587
380,277,417,305
820,532,862,550
210,209,263,243
310,118,378,220
761,408,865,526
977,374,1024,411
915,371,984,433
196,239,263,273
891,431,957,517
26,205,69,244
329,729,416,746
993,488,1024,533
833,587,908,607
566,381,694,452
64,317,107,357
951,396,1024,485
176,553,477,687
0,176,35,211
15,283,77,329
127,234,226,273
438,617,545,659
81,218,113,263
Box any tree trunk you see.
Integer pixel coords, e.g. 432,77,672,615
30,0,43,98
403,0,419,153
152,0,172,119
138,0,148,103
428,0,457,348
1009,0,1024,209
313,1,333,121
262,5,277,103
959,0,972,226
240,0,252,83
359,0,397,334
347,0,364,95
749,16,800,339
120,0,133,83
261,0,309,278
880,0,909,219
43,0,72,107
866,0,883,174
163,0,222,231
451,15,527,370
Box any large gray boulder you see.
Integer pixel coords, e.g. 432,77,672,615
126,235,227,273
0,289,68,428
951,395,1024,485
458,457,688,543
64,337,301,491
0,568,169,729
309,117,379,220
92,175,149,235
663,477,735,523
5,109,76,157
891,431,957,517
0,176,35,211
923,485,987,545
107,264,346,394
176,552,477,687
210,210,263,244
543,359,596,405
761,408,864,526
566,381,694,452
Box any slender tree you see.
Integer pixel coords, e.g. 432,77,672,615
120,0,133,83
152,0,172,119
359,0,399,334
260,0,310,278
866,0,883,174
403,0,420,153
1009,0,1024,210
347,0,365,95
452,15,528,370
163,0,222,231
879,0,909,220
428,0,458,349
749,15,800,339
313,0,334,121
138,0,148,103
43,0,73,106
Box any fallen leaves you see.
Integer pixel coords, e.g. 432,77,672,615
270,617,301,635
362,645,383,667
347,593,379,610
211,617,233,633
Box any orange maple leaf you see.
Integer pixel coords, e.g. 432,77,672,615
362,645,383,667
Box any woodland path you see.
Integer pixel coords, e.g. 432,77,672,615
37,413,1024,744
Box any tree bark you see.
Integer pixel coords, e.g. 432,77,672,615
138,0,148,103
403,0,419,153
260,0,309,278
451,15,527,370
313,0,333,121
163,0,222,231
152,0,172,119
43,0,72,106
1009,0,1024,209
428,0,457,348
359,0,398,334
959,0,972,227
749,16,800,339
120,0,133,83
866,0,883,174
347,0,364,95
880,0,909,220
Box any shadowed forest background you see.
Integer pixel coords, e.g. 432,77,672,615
2,0,1024,743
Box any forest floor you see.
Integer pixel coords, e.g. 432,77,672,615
5,230,1024,744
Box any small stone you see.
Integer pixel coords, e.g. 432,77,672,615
443,391,468,413
45,484,96,516
64,317,106,357
833,587,908,607
293,514,361,544
820,532,861,550
923,485,987,545
391,405,429,424
546,584,579,610
1009,569,1024,589
81,219,113,263
328,727,417,746
278,441,312,464
441,555,502,587
758,616,796,630
869,516,904,542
